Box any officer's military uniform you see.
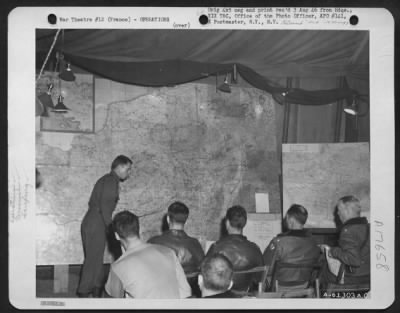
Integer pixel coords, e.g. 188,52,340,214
148,229,205,274
330,217,370,284
207,234,264,291
263,229,320,285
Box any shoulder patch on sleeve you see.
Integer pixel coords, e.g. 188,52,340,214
270,242,275,250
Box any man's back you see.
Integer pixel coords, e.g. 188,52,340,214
106,242,191,298
207,234,264,290
263,229,320,283
87,172,120,226
148,230,205,274
208,234,263,269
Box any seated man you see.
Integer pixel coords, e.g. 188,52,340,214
199,253,239,298
105,211,191,298
206,205,264,291
263,204,320,290
148,201,205,275
321,196,370,286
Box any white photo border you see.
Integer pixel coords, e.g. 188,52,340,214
8,6,395,310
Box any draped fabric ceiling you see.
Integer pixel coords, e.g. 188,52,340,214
36,29,369,105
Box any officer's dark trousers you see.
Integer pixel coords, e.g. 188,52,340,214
77,210,106,294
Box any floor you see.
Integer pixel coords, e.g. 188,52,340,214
37,264,202,298
36,264,110,298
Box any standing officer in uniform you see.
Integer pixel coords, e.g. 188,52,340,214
77,155,132,297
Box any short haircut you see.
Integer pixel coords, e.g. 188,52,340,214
286,204,308,225
111,155,133,170
201,254,233,292
168,201,189,224
226,205,247,229
338,195,362,215
112,211,140,239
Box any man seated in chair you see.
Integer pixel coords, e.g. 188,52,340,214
263,204,320,291
148,201,205,297
199,253,240,298
320,196,370,286
206,205,264,291
105,211,191,298
148,201,205,274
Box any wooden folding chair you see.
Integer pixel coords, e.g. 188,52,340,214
185,271,201,298
281,287,316,298
268,261,321,298
231,265,268,295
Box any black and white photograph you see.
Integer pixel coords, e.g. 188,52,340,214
8,6,395,310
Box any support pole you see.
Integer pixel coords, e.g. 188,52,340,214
282,77,292,143
334,77,345,142
53,264,69,294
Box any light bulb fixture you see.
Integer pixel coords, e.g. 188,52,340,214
59,62,76,81
58,29,76,82
281,88,294,97
218,74,231,93
52,95,70,113
343,96,358,115
54,41,73,114
36,29,60,117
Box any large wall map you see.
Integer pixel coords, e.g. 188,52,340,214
282,143,370,228
36,76,280,265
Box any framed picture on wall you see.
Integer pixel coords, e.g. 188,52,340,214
38,72,95,133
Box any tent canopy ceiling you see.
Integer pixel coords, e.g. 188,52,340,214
36,29,369,105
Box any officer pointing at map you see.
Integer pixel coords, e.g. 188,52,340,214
77,155,133,298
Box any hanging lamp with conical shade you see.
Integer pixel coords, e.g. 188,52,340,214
59,62,76,81
52,95,70,113
217,74,231,93
58,29,76,82
343,96,358,115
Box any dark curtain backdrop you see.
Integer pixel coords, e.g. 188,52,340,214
37,29,369,106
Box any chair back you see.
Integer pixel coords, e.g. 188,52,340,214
269,261,321,296
255,287,315,298
231,265,268,292
281,287,316,298
185,271,201,298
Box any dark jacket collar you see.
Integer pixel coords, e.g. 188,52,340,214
110,170,120,181
224,234,247,240
343,216,368,227
166,229,187,237
278,229,310,237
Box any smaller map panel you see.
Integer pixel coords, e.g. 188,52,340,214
38,72,94,133
282,143,370,228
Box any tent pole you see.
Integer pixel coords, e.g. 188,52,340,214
334,77,345,142
282,77,292,143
